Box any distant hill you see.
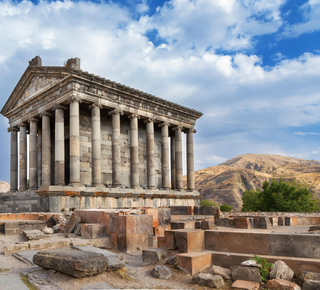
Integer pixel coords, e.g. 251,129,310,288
0,181,10,193
188,154,320,211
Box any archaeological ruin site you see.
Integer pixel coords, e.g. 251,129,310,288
1,57,320,289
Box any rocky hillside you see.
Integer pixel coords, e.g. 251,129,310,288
0,181,10,193
190,154,320,211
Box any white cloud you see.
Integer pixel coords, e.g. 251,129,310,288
0,0,320,181
282,0,320,37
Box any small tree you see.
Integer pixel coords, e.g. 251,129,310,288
220,204,232,212
242,179,320,212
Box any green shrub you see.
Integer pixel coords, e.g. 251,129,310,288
200,199,217,207
220,204,232,212
252,255,273,283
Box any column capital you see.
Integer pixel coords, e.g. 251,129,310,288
108,108,123,116
52,103,66,111
89,102,103,110
144,116,155,124
8,127,19,132
28,117,38,123
68,95,82,104
172,125,182,131
18,122,27,128
158,121,170,128
40,111,52,117
184,128,196,134
128,113,140,119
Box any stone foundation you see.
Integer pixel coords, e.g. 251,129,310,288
1,188,200,213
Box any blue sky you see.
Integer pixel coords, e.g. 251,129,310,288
0,0,320,183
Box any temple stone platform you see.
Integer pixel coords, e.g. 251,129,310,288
0,187,200,212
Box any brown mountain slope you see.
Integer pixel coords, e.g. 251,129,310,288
190,154,320,210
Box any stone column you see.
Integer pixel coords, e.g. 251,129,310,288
54,105,65,185
37,125,42,188
90,103,102,186
29,118,38,189
145,118,155,189
69,97,81,185
174,126,183,190
170,133,176,189
109,108,123,187
41,112,51,186
19,123,27,190
9,127,18,191
129,114,139,188
159,121,170,189
187,128,196,191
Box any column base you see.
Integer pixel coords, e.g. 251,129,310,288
69,182,82,186
92,184,104,187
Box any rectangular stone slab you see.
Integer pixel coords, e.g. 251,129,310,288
33,248,108,277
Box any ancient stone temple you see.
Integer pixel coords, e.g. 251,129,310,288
1,56,202,211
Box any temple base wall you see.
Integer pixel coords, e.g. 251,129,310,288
0,188,200,213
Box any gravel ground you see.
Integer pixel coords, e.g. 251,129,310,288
0,233,214,290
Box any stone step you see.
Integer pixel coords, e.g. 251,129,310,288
176,251,212,275
209,250,320,276
164,229,205,253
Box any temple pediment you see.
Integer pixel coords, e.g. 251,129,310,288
13,75,64,109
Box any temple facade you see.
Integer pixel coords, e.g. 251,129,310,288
1,56,202,211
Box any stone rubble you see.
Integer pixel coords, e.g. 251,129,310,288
151,265,173,280
266,278,301,290
231,265,261,283
192,273,225,288
270,260,294,281
210,264,232,280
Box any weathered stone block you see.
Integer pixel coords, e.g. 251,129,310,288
175,229,205,253
278,217,284,226
299,271,320,285
259,217,272,229
270,217,278,226
158,236,165,248
23,230,45,240
270,260,294,281
117,232,151,253
33,248,108,278
164,230,176,250
177,252,211,275
192,273,224,288
302,279,320,290
211,265,232,280
231,280,260,290
4,244,29,255
234,217,252,229
231,266,261,283
142,247,167,265
201,221,217,230
80,224,106,239
151,265,172,280
144,208,159,228
158,207,171,226
266,278,301,290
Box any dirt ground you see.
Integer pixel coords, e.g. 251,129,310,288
0,233,227,290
